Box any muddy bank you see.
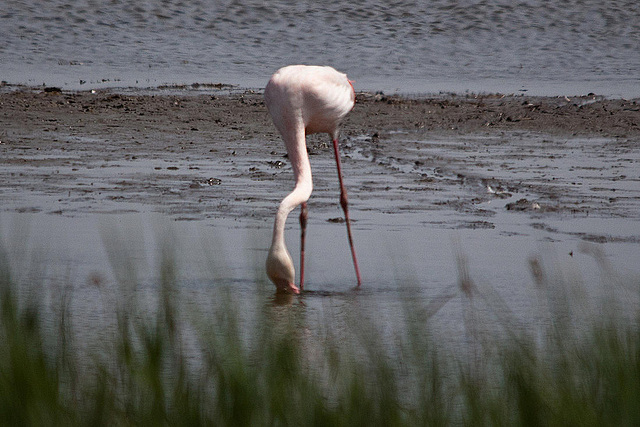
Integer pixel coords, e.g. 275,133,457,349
2,88,639,140
1,88,639,243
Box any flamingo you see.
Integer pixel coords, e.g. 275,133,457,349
264,65,362,294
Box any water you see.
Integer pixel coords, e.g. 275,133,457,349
1,0,639,96
2,126,639,342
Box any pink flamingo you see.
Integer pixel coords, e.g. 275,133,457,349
264,65,362,294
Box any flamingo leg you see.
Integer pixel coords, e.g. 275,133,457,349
332,138,362,286
299,202,308,290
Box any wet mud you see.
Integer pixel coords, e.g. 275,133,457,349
1,88,639,245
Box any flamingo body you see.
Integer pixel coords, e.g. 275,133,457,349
264,65,358,294
265,65,355,139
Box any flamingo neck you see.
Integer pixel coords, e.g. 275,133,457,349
271,169,312,249
271,129,313,246
271,208,289,249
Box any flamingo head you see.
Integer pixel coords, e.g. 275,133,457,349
266,245,300,294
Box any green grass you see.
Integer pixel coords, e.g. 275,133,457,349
0,239,639,426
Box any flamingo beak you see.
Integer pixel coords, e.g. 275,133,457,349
275,280,300,295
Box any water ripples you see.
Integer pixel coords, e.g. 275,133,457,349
1,0,638,93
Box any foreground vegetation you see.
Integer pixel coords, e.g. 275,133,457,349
0,240,639,426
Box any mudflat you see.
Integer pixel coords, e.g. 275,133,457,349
1,88,639,242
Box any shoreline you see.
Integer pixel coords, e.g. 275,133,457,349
2,85,639,136
3,73,640,99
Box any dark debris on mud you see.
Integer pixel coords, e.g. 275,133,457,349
0,88,639,238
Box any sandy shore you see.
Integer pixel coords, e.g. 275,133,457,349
1,87,639,243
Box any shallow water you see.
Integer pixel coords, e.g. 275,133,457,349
2,0,639,96
2,127,640,347
1,207,638,357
